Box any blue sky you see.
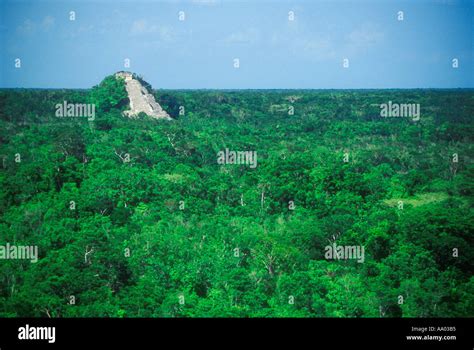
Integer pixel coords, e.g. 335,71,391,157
0,0,472,89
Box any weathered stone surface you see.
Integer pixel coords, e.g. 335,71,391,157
115,72,172,120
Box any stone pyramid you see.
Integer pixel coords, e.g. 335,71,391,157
115,72,172,120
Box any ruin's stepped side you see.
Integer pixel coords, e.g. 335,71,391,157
115,72,172,120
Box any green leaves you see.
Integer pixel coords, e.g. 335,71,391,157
0,89,472,317
89,75,128,113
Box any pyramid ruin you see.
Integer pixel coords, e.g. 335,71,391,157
115,72,172,120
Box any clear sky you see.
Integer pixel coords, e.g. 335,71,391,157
0,0,472,89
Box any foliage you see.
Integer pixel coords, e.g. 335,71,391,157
0,86,472,317
89,75,128,113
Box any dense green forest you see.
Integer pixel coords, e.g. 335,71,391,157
0,76,473,317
